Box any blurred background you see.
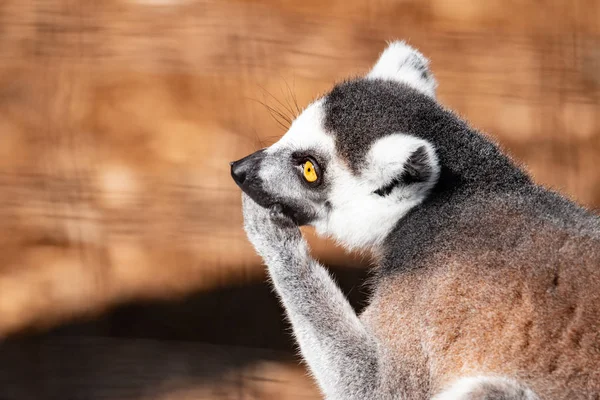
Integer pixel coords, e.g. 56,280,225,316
0,0,598,399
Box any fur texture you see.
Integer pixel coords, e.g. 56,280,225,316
241,195,380,399
432,377,539,400
232,41,600,399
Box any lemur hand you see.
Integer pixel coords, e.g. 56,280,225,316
241,193,305,265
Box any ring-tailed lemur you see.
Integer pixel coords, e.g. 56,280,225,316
230,41,600,400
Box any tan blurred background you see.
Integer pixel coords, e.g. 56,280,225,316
0,0,599,399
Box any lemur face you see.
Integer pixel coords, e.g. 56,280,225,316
232,42,441,251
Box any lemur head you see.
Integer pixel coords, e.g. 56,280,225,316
231,41,442,251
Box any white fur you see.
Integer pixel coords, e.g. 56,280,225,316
267,99,335,156
433,376,539,400
315,133,438,251
367,41,437,98
267,100,439,252
260,100,336,204
364,133,439,195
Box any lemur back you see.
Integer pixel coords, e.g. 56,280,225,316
231,41,600,399
364,190,600,398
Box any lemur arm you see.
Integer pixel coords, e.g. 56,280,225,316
242,194,380,400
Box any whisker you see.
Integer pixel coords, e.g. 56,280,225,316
292,75,301,114
279,81,298,120
258,85,295,123
260,95,292,124
250,127,266,149
283,76,301,115
247,97,291,131
261,135,282,147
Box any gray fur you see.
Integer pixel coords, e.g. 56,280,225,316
241,194,380,399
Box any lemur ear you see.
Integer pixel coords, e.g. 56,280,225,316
367,41,437,98
367,134,440,197
398,146,434,184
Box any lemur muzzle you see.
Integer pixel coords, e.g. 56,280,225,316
230,149,266,189
230,149,279,210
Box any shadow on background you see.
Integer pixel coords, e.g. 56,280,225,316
0,264,369,400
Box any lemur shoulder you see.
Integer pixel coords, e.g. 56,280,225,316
231,41,600,400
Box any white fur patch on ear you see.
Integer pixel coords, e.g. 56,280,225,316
367,41,437,98
365,133,439,196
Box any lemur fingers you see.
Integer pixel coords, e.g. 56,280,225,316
241,193,303,265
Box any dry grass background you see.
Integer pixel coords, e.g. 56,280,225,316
0,0,599,398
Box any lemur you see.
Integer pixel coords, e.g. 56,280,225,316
230,42,600,399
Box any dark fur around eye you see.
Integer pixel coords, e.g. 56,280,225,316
291,151,324,187
291,151,323,166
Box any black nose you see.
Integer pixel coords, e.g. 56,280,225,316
230,149,265,188
230,159,248,186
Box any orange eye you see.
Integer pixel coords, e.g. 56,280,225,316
303,160,318,183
